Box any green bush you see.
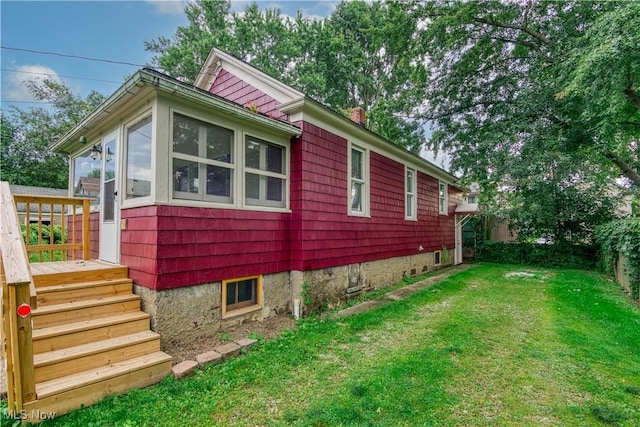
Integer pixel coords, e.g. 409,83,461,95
475,241,599,270
595,218,640,300
20,223,66,245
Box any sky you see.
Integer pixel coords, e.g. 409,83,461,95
0,0,337,108
1,0,450,169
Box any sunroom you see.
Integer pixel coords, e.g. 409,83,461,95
52,68,302,266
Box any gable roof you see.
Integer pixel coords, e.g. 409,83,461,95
52,68,302,155
196,47,458,184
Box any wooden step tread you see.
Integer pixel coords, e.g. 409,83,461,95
37,278,133,293
36,351,173,399
32,312,150,341
33,294,140,316
34,330,160,367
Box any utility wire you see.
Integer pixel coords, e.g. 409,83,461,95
0,100,54,104
1,46,153,68
1,68,122,84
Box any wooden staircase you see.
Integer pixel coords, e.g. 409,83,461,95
21,260,172,418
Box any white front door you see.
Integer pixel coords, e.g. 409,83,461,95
99,130,120,263
455,217,463,265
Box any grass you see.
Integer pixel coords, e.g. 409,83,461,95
5,263,640,426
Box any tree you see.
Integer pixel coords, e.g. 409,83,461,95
145,0,428,151
417,0,638,240
0,79,105,188
419,0,639,188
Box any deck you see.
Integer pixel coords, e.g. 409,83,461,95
30,260,123,276
30,260,129,288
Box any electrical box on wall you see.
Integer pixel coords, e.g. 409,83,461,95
120,219,127,230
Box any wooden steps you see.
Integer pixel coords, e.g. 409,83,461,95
23,261,172,420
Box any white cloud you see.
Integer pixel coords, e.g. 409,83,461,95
146,0,186,15
5,64,63,102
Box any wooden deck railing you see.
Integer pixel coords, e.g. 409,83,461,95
1,182,92,414
13,193,91,262
1,181,38,412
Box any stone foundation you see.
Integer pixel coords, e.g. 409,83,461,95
134,250,453,347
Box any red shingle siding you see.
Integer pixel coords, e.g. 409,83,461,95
121,205,291,291
117,122,458,291
209,69,288,120
290,122,458,271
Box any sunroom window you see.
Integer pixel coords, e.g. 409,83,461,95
126,115,152,199
172,113,234,203
245,136,286,208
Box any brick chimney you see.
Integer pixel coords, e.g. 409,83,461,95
350,107,366,126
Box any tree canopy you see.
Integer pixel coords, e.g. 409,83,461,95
0,79,105,188
417,0,638,240
145,0,427,152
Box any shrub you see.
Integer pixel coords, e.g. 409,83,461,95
595,218,640,300
20,223,66,245
475,241,598,270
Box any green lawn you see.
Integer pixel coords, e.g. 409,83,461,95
21,264,640,426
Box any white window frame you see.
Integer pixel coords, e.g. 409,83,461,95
439,180,448,215
244,135,288,209
405,166,417,220
434,250,442,266
124,114,153,203
349,143,369,216
171,112,236,204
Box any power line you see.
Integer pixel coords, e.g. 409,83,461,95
0,100,54,104
1,68,122,84
1,46,152,68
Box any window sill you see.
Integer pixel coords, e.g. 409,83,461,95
222,304,262,320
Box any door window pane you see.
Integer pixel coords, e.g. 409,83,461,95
73,150,101,205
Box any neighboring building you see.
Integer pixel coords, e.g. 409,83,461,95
74,176,100,198
9,184,68,225
52,48,467,346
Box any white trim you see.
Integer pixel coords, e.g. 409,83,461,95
52,69,301,155
439,180,448,215
405,166,417,221
348,143,370,217
122,110,154,207
166,109,291,211
279,97,458,185
195,48,304,102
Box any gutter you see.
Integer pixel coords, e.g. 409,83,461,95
52,69,301,153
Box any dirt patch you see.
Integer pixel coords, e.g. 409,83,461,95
505,271,537,278
163,314,298,365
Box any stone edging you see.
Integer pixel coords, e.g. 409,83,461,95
171,337,258,379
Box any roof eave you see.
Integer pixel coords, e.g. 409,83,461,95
279,97,459,184
53,69,301,154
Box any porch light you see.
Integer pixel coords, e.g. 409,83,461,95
89,145,112,162
89,144,101,160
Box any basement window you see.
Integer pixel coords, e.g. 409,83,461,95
434,251,442,266
222,276,262,318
